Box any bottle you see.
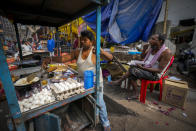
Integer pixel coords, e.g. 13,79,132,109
107,75,111,82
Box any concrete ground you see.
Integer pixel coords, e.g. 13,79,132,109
98,62,196,131
102,84,196,131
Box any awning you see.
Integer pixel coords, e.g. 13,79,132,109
0,0,107,27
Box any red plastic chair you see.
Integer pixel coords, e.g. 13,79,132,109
140,56,174,103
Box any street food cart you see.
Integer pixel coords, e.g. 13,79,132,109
0,0,109,130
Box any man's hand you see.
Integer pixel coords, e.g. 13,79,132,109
136,64,143,69
42,58,51,70
92,47,105,54
92,47,96,54
92,47,103,53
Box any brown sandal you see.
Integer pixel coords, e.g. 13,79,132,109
127,95,139,100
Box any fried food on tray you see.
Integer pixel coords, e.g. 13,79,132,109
47,66,57,72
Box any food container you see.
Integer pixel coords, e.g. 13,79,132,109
6,57,15,64
68,63,77,70
8,64,18,71
84,70,94,89
14,77,41,100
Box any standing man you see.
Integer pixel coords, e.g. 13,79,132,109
47,35,55,56
43,30,112,130
73,33,79,49
22,41,32,52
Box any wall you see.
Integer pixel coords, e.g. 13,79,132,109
157,0,196,27
191,29,196,54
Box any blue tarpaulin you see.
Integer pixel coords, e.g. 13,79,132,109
83,0,163,45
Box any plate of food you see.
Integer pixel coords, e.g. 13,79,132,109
14,76,40,87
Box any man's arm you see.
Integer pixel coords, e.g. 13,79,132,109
157,50,172,73
42,50,79,69
100,48,113,61
138,65,161,73
141,44,149,60
61,50,79,63
92,48,113,61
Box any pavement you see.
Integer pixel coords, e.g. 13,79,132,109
102,82,196,131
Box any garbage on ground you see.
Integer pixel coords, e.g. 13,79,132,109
148,101,176,116
182,112,188,117
165,122,169,126
147,103,159,111
159,107,176,116
153,101,158,105
168,107,176,112
168,76,181,81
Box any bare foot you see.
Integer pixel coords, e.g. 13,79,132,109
127,91,139,100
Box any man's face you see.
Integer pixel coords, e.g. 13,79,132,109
148,35,161,50
81,36,93,50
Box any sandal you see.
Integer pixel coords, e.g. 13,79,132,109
127,95,139,100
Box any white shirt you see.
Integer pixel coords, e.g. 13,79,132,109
77,47,103,86
22,44,32,52
144,53,159,69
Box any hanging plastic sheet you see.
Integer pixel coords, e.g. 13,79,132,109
82,0,114,39
83,0,163,45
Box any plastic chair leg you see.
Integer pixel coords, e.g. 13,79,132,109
150,83,154,92
143,82,148,103
159,81,163,101
140,80,148,103
140,81,145,103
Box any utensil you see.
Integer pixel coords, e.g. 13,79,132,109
27,73,37,83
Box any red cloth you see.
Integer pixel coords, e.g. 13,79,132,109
73,39,78,49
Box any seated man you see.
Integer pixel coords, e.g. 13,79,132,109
110,34,172,99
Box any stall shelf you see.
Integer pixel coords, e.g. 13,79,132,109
20,88,95,121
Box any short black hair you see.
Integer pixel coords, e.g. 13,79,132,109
157,34,166,44
81,30,95,41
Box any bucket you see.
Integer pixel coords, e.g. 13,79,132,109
84,70,94,89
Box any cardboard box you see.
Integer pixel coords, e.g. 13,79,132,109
162,79,188,108
51,56,64,63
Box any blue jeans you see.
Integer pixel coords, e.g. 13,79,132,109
96,86,110,127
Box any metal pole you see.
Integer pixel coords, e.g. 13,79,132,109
95,5,101,126
0,35,25,130
163,0,168,35
56,27,60,56
14,23,23,60
77,19,80,48
70,23,72,45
